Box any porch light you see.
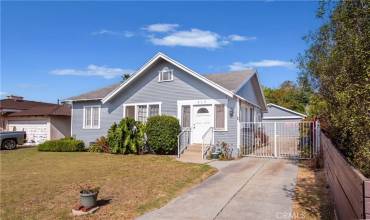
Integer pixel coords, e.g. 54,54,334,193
229,108,234,117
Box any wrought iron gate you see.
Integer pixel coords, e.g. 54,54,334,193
240,121,320,159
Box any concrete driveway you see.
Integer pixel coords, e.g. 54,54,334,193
138,157,298,220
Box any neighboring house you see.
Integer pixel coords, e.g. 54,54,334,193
66,53,267,153
0,95,71,144
262,103,306,122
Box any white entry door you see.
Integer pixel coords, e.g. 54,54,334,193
192,105,213,143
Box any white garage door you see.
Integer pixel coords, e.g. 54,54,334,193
8,120,48,145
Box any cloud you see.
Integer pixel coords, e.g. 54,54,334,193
0,91,7,96
51,65,134,79
228,34,256,42
92,29,134,38
229,60,295,71
143,23,179,32
149,29,227,49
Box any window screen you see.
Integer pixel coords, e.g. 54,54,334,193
84,106,100,128
92,107,99,127
149,105,159,117
137,105,147,122
215,104,225,130
125,106,135,118
85,107,91,128
181,105,190,127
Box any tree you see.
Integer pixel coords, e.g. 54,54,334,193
263,80,310,114
298,0,370,176
121,73,131,83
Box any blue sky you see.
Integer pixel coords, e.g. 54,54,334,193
1,1,321,103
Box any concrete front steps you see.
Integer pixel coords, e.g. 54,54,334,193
177,144,209,164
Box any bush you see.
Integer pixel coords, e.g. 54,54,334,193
89,136,110,153
146,115,180,154
107,118,145,154
38,137,85,152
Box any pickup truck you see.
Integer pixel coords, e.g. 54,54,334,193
0,131,27,150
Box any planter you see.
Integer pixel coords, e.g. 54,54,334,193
80,191,98,209
211,152,220,159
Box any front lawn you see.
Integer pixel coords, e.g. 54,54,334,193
0,148,216,219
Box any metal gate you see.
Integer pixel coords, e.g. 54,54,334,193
240,121,320,159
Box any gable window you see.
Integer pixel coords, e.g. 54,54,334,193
123,103,161,122
214,104,226,130
84,106,100,129
158,67,173,82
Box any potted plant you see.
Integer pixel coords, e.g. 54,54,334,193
79,184,100,209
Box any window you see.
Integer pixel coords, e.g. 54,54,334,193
250,107,254,122
181,105,190,127
158,67,173,82
197,108,209,114
84,106,100,129
123,103,161,122
214,104,226,130
149,104,159,117
137,105,147,122
125,106,135,118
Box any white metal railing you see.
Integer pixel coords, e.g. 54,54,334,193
201,127,214,159
177,128,191,158
239,121,320,159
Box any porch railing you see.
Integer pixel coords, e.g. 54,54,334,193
177,127,191,158
202,127,214,159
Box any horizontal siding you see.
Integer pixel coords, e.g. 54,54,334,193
72,59,237,146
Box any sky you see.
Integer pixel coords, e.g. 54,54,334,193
1,1,321,103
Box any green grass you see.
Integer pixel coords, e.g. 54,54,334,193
0,148,216,220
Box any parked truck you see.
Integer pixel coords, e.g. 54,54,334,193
0,131,26,150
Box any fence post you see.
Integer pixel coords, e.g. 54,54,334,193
274,122,277,158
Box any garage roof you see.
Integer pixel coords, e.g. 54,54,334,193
7,104,71,117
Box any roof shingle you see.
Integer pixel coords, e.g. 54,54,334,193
66,70,255,101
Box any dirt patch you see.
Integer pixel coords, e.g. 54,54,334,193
292,160,334,220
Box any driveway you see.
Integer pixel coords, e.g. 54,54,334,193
138,157,298,220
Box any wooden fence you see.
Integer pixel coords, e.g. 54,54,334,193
321,132,370,219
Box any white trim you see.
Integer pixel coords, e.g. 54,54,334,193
177,99,228,134
102,53,234,104
267,103,307,117
263,116,305,119
83,105,101,129
70,102,73,136
65,98,103,102
236,98,240,149
158,67,174,82
123,102,162,122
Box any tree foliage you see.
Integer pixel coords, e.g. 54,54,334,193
298,0,370,176
263,80,310,114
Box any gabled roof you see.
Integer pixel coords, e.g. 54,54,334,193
0,99,55,111
65,53,267,110
101,53,234,104
66,83,120,101
264,103,307,119
204,70,255,92
8,104,71,117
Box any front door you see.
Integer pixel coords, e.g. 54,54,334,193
192,105,213,143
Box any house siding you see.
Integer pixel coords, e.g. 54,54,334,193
72,59,238,146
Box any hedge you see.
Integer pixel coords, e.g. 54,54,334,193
146,115,180,154
38,137,85,152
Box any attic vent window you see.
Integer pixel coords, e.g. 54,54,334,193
158,67,173,82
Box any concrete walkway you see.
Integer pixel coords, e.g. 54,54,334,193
138,157,298,220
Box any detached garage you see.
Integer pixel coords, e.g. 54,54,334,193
263,103,306,122
1,95,71,145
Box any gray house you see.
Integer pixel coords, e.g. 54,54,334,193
66,53,267,154
263,103,306,122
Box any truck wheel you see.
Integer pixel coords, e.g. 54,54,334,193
2,139,17,150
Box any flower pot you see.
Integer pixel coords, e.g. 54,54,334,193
80,191,98,209
211,152,220,159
